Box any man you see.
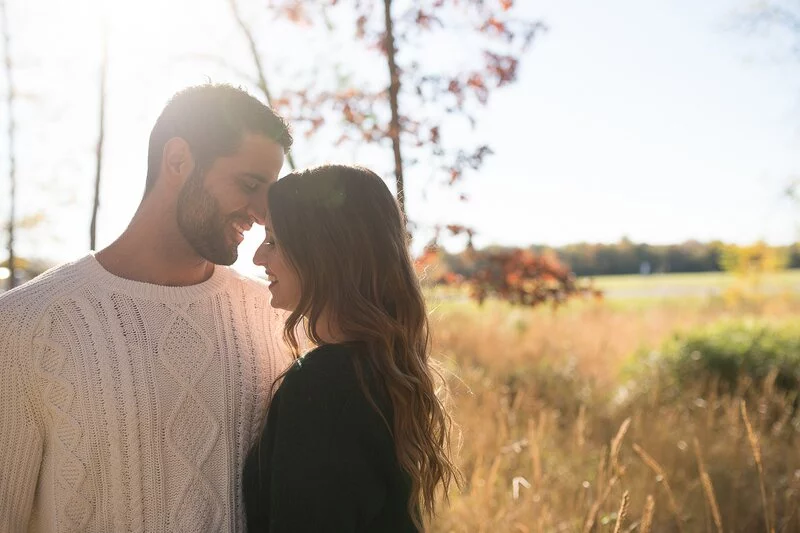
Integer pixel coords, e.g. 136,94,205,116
0,84,292,532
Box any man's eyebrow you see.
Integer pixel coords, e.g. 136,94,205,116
238,172,269,184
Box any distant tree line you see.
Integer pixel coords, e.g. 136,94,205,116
538,239,800,276
432,239,800,278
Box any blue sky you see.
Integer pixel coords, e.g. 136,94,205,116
1,0,798,275
431,0,800,250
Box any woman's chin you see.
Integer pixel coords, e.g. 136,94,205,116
268,295,293,312
267,285,298,312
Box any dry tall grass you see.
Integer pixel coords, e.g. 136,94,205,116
428,295,800,532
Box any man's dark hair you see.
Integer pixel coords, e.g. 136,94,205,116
145,83,293,193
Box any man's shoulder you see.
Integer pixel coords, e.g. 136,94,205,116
0,255,94,318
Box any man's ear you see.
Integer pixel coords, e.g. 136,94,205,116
162,137,195,183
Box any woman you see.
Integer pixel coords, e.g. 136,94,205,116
243,164,459,532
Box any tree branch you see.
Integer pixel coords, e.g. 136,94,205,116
383,0,406,222
228,0,297,170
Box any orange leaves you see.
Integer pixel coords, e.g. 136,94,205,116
466,73,489,103
356,14,368,38
483,51,519,86
445,145,493,185
415,244,440,268
415,10,443,29
482,17,507,35
466,73,487,89
429,126,440,144
417,243,600,309
445,224,472,237
443,271,463,284
343,102,355,123
306,117,325,139
448,169,462,185
267,0,313,25
268,0,542,219
447,79,462,95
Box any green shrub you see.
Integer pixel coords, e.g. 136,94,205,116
631,319,800,397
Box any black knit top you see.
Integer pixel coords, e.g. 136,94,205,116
243,343,417,532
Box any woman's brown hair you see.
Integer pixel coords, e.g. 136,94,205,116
267,164,459,529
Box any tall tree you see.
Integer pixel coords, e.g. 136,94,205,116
1,0,17,289
90,22,108,250
227,0,297,170
266,0,544,224
382,0,405,214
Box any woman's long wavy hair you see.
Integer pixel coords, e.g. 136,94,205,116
268,164,459,529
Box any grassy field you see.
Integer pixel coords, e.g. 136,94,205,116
591,270,800,299
427,274,800,532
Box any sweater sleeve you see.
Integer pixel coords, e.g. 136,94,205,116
0,298,45,532
267,370,390,532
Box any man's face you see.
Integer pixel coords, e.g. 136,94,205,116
177,134,285,265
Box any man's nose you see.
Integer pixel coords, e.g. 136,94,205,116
249,195,268,226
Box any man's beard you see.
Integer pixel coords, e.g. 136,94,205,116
176,170,239,266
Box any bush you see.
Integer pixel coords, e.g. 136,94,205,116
634,319,800,397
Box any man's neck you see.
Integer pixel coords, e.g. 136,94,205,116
95,205,216,287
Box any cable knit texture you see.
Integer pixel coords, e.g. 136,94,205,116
0,254,289,533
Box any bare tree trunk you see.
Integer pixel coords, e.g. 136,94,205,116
228,0,296,170
1,0,17,289
382,0,406,222
90,25,108,250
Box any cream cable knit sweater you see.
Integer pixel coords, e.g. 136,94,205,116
0,254,289,533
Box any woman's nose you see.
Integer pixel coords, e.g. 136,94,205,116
253,246,266,266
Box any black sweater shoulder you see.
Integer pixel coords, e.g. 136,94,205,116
282,343,385,406
243,343,417,533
